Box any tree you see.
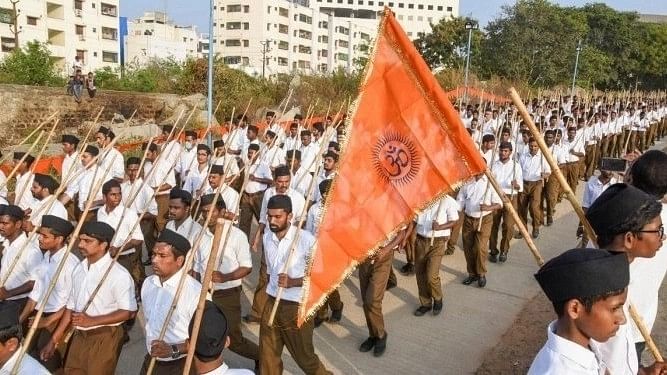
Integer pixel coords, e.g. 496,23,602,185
413,17,483,71
0,41,63,85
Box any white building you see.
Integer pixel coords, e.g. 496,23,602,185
214,0,382,76
0,0,120,75
124,11,199,66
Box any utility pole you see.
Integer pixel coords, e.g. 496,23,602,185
571,39,582,97
463,20,478,104
260,39,271,79
206,0,214,147
9,0,20,48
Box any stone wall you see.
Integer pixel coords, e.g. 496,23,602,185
0,84,207,147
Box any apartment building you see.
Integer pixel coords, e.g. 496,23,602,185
123,11,199,66
0,0,120,75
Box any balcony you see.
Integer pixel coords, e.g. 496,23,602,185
101,3,117,17
48,28,65,46
101,27,118,40
46,2,64,20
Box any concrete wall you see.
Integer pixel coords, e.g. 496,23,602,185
0,84,185,147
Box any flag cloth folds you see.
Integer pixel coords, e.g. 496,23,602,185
298,9,486,325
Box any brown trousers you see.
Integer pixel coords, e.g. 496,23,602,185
584,144,597,179
563,163,579,192
446,212,464,253
140,355,192,375
489,196,517,254
155,195,170,232
249,251,269,320
519,181,544,230
461,214,493,276
117,252,145,292
543,174,560,220
404,224,417,264
316,288,343,320
142,216,157,259
239,191,265,239
212,286,259,361
414,235,446,307
28,316,66,372
358,250,393,339
64,325,124,375
259,298,332,375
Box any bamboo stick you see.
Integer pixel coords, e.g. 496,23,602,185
0,112,57,166
15,118,60,203
0,131,46,194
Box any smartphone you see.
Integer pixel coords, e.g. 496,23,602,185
600,157,627,172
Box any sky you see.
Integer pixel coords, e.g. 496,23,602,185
120,0,667,31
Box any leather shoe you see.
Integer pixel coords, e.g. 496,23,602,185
433,300,443,316
514,231,523,239
243,315,261,324
359,337,376,352
546,217,553,226
489,252,498,263
330,304,343,322
373,334,387,357
477,276,487,288
462,275,479,285
499,252,508,263
400,263,414,275
413,306,432,317
314,316,325,328
386,278,397,291
532,229,539,239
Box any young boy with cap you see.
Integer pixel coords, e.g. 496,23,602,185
0,303,49,374
188,300,253,375
44,221,137,375
529,248,629,374
585,183,666,375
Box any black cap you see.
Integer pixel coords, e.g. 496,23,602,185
157,229,191,256
84,145,99,156
285,150,301,160
33,173,59,192
200,193,226,210
319,179,332,195
189,300,228,359
210,164,225,175
13,152,35,164
266,111,275,117
2,205,24,220
80,221,115,244
185,130,197,138
97,126,110,135
248,144,260,152
535,248,629,303
41,215,74,237
586,183,657,236
62,134,80,144
169,188,193,205
323,151,338,161
213,140,225,149
0,302,20,332
267,195,292,213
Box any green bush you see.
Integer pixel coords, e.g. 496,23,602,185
0,41,65,86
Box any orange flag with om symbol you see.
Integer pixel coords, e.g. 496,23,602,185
298,9,486,325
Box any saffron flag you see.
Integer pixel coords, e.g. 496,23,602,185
299,9,486,325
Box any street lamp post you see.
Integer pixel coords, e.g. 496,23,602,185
571,39,582,97
463,20,478,104
260,39,272,79
206,0,215,147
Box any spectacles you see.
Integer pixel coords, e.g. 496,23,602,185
636,225,665,238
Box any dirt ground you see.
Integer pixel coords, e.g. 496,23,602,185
476,273,667,374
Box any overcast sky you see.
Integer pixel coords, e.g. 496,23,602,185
121,0,667,31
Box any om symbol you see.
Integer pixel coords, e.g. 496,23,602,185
373,132,420,185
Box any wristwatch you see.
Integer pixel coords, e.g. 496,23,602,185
171,344,180,359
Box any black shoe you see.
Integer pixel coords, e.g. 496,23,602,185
314,316,326,328
546,217,553,226
386,279,397,291
499,252,508,263
433,300,443,315
400,263,414,275
489,252,498,263
532,229,539,239
413,305,432,317
514,232,523,239
373,334,387,357
330,304,343,323
243,315,261,324
462,275,479,285
477,276,487,288
359,337,376,352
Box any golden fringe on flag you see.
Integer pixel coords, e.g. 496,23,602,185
299,8,486,326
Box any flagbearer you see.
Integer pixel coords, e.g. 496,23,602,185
412,194,459,317
259,195,331,375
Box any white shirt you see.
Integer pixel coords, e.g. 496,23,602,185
194,223,252,290
264,225,314,303
203,184,241,213
456,176,502,218
305,201,323,236
563,136,586,163
528,321,607,375
0,233,41,300
1,346,50,375
61,151,82,181
66,252,137,330
282,135,301,151
259,188,306,225
299,142,319,173
15,172,36,209
142,270,202,361
177,147,197,176
144,159,176,196
0,170,7,199
166,217,204,242
212,155,241,178
97,204,144,254
161,140,183,171
27,196,68,226
99,147,125,180
290,167,313,197
183,164,210,196
491,158,524,194
121,178,158,216
415,196,459,238
65,166,109,211
261,145,286,168
311,170,336,202
29,247,79,313
582,176,617,208
201,362,254,375
244,162,272,194
520,152,551,182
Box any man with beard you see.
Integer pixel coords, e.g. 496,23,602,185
311,152,337,203
258,195,332,375
24,173,67,232
43,221,136,374
202,164,240,216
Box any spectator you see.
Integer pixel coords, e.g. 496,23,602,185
86,72,96,99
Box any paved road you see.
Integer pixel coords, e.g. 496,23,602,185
117,142,664,374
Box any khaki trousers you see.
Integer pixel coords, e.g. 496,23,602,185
64,326,124,375
155,195,170,232
489,196,517,253
446,212,464,253
249,251,269,320
519,180,544,230
461,214,493,276
239,191,265,239
358,250,393,339
543,174,560,220
140,354,191,375
316,288,343,320
414,235,446,307
117,252,145,292
28,315,66,372
259,298,332,375
212,286,259,361
404,224,417,264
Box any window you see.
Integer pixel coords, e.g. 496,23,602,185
427,5,433,10
298,30,312,40
337,39,349,48
278,57,288,66
101,27,117,40
76,49,86,63
100,3,117,16
243,22,249,30
243,5,249,13
278,41,289,50
26,16,37,25
319,21,328,29
278,24,288,34
102,51,118,63
242,56,249,65
0,8,12,24
408,3,413,8
437,6,443,11
417,4,423,9
74,0,83,10
227,5,242,12
320,49,328,57
360,32,370,41
447,6,453,11
225,39,241,47
75,25,85,35
337,26,349,35
298,60,310,69
336,52,348,62
398,3,403,8
298,45,311,54
417,16,423,21
407,15,413,21
278,7,288,17
224,56,241,64
267,6,271,13
318,35,328,43
243,39,249,47
267,23,270,31
319,64,328,72
226,22,241,30
1,37,15,52
299,14,312,24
